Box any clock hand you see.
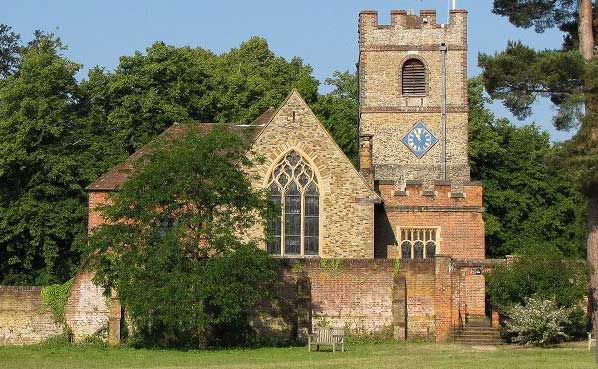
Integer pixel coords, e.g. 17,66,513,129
415,129,422,141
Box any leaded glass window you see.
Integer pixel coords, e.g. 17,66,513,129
399,228,438,259
267,151,319,256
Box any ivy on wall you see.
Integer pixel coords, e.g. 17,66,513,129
40,279,73,323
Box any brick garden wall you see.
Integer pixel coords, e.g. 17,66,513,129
0,272,110,345
258,258,450,342
1,257,494,345
0,286,63,345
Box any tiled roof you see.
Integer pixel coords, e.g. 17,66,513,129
87,108,275,191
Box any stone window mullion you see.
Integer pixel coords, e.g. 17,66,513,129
267,151,320,257
399,227,439,259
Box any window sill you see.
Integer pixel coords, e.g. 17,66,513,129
270,255,321,259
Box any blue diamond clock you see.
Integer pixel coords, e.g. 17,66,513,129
402,122,438,158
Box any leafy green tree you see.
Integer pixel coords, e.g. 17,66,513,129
85,125,279,347
313,71,359,164
469,79,585,257
88,37,319,154
0,34,86,284
216,37,319,124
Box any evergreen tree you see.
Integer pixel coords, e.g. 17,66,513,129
468,79,585,258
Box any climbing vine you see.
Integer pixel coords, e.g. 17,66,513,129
320,259,342,277
40,279,73,323
393,259,401,277
291,260,305,274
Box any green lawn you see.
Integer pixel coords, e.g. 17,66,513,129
1,342,596,369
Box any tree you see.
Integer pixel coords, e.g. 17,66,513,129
481,0,598,334
486,245,590,342
313,71,359,164
85,125,280,347
215,37,319,124
504,297,572,345
468,79,585,257
87,37,319,154
0,24,20,78
0,33,89,285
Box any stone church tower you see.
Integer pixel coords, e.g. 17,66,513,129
358,8,485,292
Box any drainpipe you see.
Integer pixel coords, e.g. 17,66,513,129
440,43,448,181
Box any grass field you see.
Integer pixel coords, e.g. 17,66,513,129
1,341,596,369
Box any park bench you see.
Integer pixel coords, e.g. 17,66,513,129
308,328,345,352
589,332,596,351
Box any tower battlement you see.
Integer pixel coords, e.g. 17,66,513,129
359,9,467,49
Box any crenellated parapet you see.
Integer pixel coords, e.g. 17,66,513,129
376,180,483,208
359,9,467,50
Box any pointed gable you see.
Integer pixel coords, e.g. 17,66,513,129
253,90,380,201
246,90,379,258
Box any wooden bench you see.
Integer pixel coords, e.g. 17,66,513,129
308,328,345,352
589,332,596,352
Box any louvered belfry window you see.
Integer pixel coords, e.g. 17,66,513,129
266,151,319,256
402,59,426,96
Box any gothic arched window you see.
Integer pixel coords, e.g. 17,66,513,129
401,59,426,96
266,151,319,256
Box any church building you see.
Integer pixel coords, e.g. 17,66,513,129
81,8,493,344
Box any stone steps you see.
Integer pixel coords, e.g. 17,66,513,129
453,319,502,346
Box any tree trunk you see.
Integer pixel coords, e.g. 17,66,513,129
578,0,598,341
579,0,594,60
589,196,598,338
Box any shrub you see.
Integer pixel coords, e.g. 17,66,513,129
486,245,589,311
504,297,571,345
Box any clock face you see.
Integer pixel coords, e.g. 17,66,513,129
401,122,438,158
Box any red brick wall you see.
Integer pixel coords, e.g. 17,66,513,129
88,191,110,232
0,273,111,346
459,270,486,317
401,260,436,337
301,260,394,334
376,183,485,260
277,259,442,339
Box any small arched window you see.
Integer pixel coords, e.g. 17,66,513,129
399,228,438,259
402,59,426,96
266,151,319,256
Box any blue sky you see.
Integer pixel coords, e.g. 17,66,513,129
4,0,571,141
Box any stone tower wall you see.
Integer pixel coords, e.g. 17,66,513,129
359,9,470,185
